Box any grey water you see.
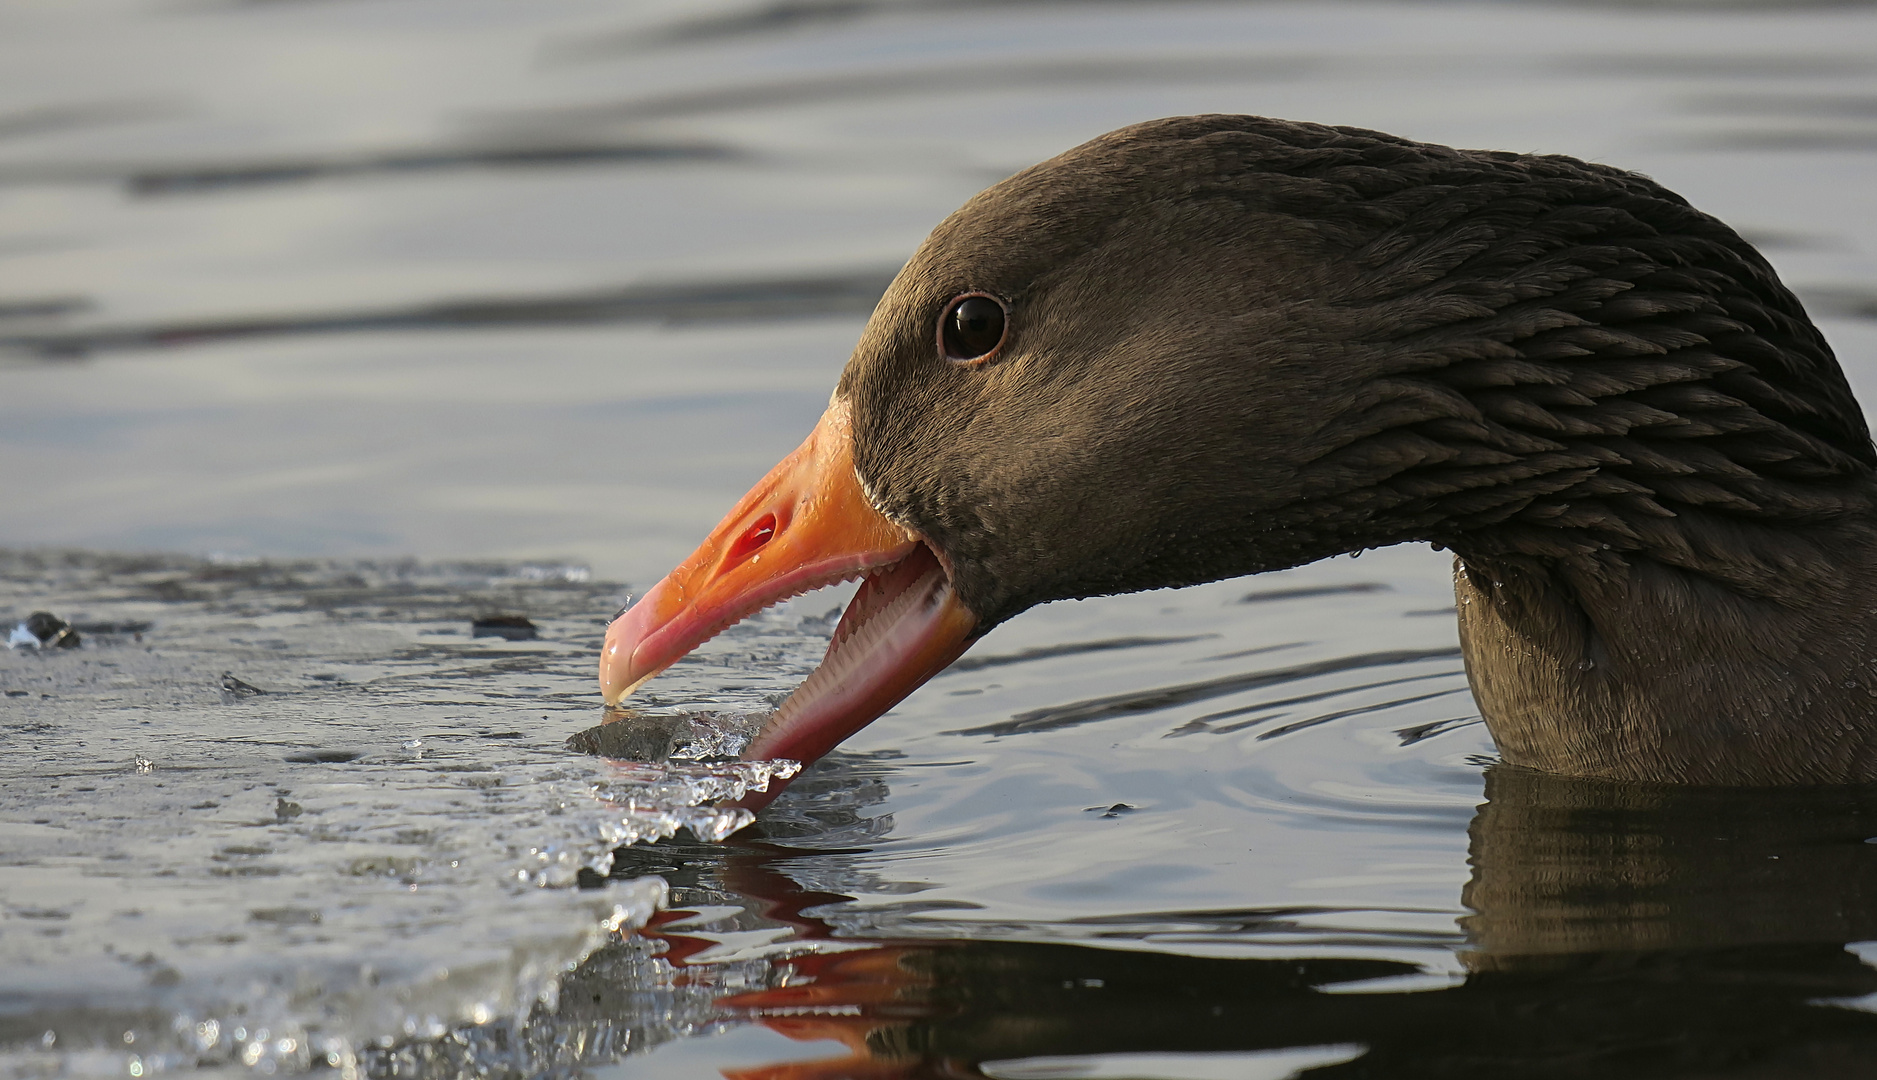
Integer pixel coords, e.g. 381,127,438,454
5,1,1877,1077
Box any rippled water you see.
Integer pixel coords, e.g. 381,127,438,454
6,1,1877,1077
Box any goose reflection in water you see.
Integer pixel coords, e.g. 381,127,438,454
606,768,1877,1080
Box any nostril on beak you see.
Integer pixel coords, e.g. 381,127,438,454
727,512,779,565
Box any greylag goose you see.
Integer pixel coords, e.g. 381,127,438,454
602,115,1877,799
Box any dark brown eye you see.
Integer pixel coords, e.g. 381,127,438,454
940,295,1006,362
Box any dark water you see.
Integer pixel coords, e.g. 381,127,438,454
5,1,1877,1077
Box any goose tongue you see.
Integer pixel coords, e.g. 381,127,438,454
599,399,979,808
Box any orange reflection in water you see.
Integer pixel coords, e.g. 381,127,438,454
637,850,967,1080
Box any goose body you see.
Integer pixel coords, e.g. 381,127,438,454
602,115,1877,795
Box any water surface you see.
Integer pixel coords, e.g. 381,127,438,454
6,1,1877,1077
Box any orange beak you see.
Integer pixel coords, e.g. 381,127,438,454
600,398,980,807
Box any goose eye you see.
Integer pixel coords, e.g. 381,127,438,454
940,295,1006,362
